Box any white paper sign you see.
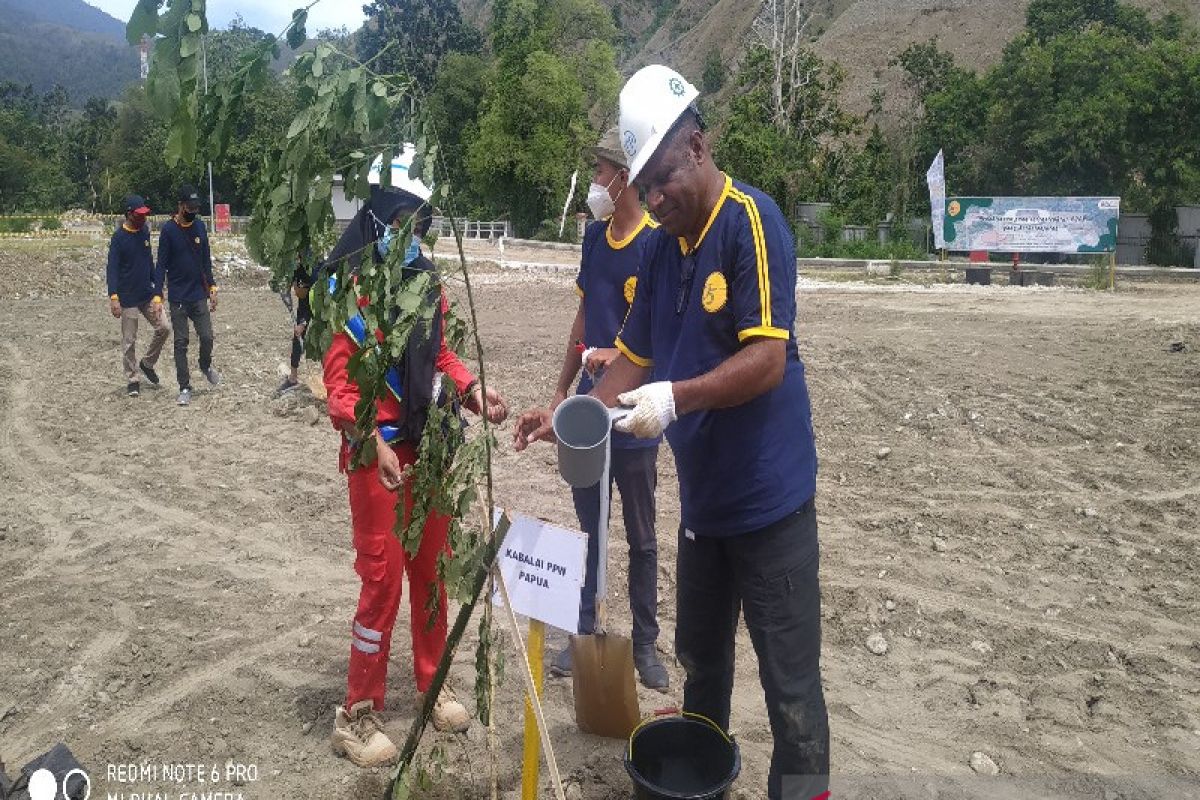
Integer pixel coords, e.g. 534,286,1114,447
492,512,588,634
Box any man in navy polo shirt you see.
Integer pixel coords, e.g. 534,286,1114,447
516,65,829,800
107,193,170,397
156,184,220,406
516,127,668,690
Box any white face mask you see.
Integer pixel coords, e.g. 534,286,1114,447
586,173,624,220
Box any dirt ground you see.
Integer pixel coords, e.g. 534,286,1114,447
1,239,1198,800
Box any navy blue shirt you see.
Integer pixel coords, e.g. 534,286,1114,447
156,218,217,303
106,224,157,307
616,175,817,536
576,212,660,450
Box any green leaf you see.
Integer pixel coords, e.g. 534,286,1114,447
147,56,181,118
165,124,184,167
287,107,312,139
286,9,307,49
177,107,198,163
186,12,201,32
126,0,158,45
179,34,199,58
270,182,291,206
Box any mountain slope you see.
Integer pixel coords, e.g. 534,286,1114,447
1,0,125,38
462,0,1200,114
0,0,138,102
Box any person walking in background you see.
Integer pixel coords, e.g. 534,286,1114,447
107,193,170,397
156,184,219,406
277,252,314,397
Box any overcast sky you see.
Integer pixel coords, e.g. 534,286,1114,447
89,0,366,36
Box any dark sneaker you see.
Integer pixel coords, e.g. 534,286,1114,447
634,644,669,690
549,644,572,677
202,366,221,386
177,387,192,406
127,382,140,397
138,359,160,385
275,378,300,397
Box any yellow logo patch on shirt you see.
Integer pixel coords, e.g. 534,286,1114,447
194,237,201,244
702,271,728,313
623,276,637,304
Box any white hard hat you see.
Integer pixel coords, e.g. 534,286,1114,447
618,65,700,182
368,143,433,201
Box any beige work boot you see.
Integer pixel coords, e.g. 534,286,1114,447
331,700,399,767
416,685,471,733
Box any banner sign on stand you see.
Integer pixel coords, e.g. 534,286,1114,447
492,513,587,634
214,203,232,233
944,197,1119,253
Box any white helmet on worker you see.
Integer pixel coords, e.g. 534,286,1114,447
368,142,434,201
618,65,700,183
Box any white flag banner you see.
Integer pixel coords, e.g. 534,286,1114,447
559,169,578,238
927,149,946,249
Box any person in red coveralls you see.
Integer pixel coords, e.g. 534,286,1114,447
323,149,507,768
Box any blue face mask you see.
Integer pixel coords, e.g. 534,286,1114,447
376,225,394,258
376,223,422,265
403,236,420,264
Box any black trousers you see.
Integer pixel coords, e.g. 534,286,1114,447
290,295,311,370
169,299,214,390
571,444,659,646
676,498,830,800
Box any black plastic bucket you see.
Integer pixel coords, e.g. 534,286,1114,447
625,712,741,800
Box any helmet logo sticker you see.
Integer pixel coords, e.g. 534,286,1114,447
623,130,637,156
668,77,685,96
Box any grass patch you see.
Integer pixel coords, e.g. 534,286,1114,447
1082,257,1111,290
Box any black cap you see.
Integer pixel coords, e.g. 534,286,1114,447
123,194,150,214
178,184,201,206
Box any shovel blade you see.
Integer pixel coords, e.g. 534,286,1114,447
570,632,640,739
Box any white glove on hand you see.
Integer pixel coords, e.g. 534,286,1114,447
581,347,599,377
614,381,676,438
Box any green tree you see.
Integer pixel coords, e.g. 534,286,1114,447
701,49,726,94
0,82,75,211
426,52,489,213
904,0,1200,219
356,0,482,92
834,124,901,224
466,0,619,237
64,97,118,211
101,84,183,212
201,20,301,212
715,45,856,217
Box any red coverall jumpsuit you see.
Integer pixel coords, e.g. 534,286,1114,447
323,293,476,711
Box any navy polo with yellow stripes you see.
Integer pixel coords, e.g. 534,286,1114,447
616,174,817,536
576,211,660,449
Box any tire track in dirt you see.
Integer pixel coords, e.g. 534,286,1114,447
0,342,83,574
5,599,137,763
825,577,1196,670
2,340,341,599
87,626,313,737
1,339,349,736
